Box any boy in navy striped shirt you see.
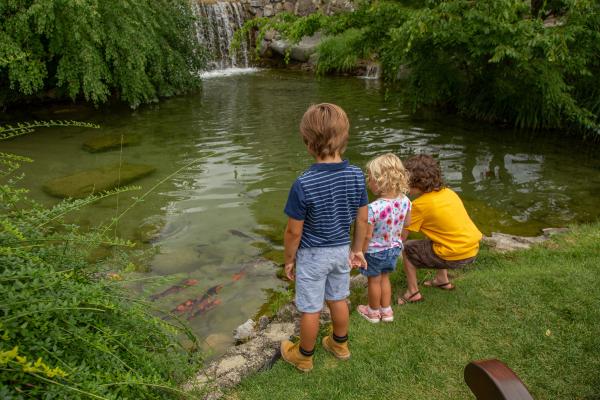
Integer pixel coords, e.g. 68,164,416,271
280,103,369,372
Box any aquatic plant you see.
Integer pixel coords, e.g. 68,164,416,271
0,125,202,398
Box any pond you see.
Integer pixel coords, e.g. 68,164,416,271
2,69,599,357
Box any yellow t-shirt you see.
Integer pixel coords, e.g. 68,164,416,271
406,188,482,260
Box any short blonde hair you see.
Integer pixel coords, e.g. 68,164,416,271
366,153,410,196
299,103,349,158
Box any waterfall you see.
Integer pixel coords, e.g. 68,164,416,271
361,62,381,80
193,1,250,71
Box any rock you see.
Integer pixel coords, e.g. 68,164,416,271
185,322,295,398
270,39,289,57
204,333,232,350
295,0,316,15
258,315,270,330
136,215,166,243
263,3,274,16
350,274,367,289
82,133,140,153
262,322,294,342
43,163,155,199
263,29,277,41
276,302,300,322
249,0,262,7
483,232,546,252
542,227,570,237
216,355,246,376
290,33,322,62
233,319,256,343
269,33,322,63
283,1,294,12
320,303,331,324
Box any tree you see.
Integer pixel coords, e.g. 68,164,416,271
0,0,206,109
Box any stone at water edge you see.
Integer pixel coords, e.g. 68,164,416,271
82,133,141,153
43,163,155,199
233,319,256,343
483,232,546,252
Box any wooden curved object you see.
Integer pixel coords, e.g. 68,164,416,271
464,359,534,400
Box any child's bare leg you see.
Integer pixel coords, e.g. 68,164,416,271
367,275,382,309
402,251,420,295
326,299,349,338
435,269,449,284
299,312,320,351
380,273,392,308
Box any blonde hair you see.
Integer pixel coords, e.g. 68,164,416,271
366,153,410,196
299,103,349,158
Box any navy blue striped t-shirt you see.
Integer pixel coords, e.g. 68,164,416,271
284,160,368,248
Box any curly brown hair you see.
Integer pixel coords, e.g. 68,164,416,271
404,154,445,193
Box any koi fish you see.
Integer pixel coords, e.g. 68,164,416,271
187,298,222,320
149,278,199,301
171,284,223,314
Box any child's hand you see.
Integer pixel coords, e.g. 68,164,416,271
284,262,295,281
350,251,367,269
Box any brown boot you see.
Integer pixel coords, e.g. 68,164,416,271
322,335,350,360
280,340,313,372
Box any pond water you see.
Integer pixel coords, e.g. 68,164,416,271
2,69,599,357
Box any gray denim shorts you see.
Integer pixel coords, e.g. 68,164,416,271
295,245,350,313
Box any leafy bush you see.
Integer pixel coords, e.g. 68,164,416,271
0,128,201,398
0,0,206,109
245,0,600,136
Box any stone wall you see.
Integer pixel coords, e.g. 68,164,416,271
239,0,353,18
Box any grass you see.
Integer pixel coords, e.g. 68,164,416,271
227,223,600,399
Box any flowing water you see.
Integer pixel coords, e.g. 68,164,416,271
2,70,599,357
193,0,249,70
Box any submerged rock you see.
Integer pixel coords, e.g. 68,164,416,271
43,163,155,198
136,215,166,243
82,133,140,153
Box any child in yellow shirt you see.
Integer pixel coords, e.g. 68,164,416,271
398,155,482,305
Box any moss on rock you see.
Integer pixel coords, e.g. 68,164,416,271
43,163,155,198
82,133,140,153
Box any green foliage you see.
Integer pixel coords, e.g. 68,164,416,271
0,127,201,399
246,0,600,136
0,0,206,109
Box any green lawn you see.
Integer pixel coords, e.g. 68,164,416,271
228,223,600,399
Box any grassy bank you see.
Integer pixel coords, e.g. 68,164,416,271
230,223,600,399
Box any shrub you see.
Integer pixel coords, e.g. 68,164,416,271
244,0,600,136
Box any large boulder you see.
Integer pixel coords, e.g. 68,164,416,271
43,163,155,199
82,133,140,153
270,33,322,62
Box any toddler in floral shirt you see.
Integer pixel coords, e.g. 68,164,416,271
357,153,411,323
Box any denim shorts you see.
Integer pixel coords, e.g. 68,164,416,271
361,247,401,277
295,245,350,313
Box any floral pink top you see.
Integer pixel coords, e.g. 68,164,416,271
367,196,411,253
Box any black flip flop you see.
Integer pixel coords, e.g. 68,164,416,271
424,280,455,290
397,290,423,305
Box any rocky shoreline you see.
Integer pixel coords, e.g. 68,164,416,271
184,227,569,399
